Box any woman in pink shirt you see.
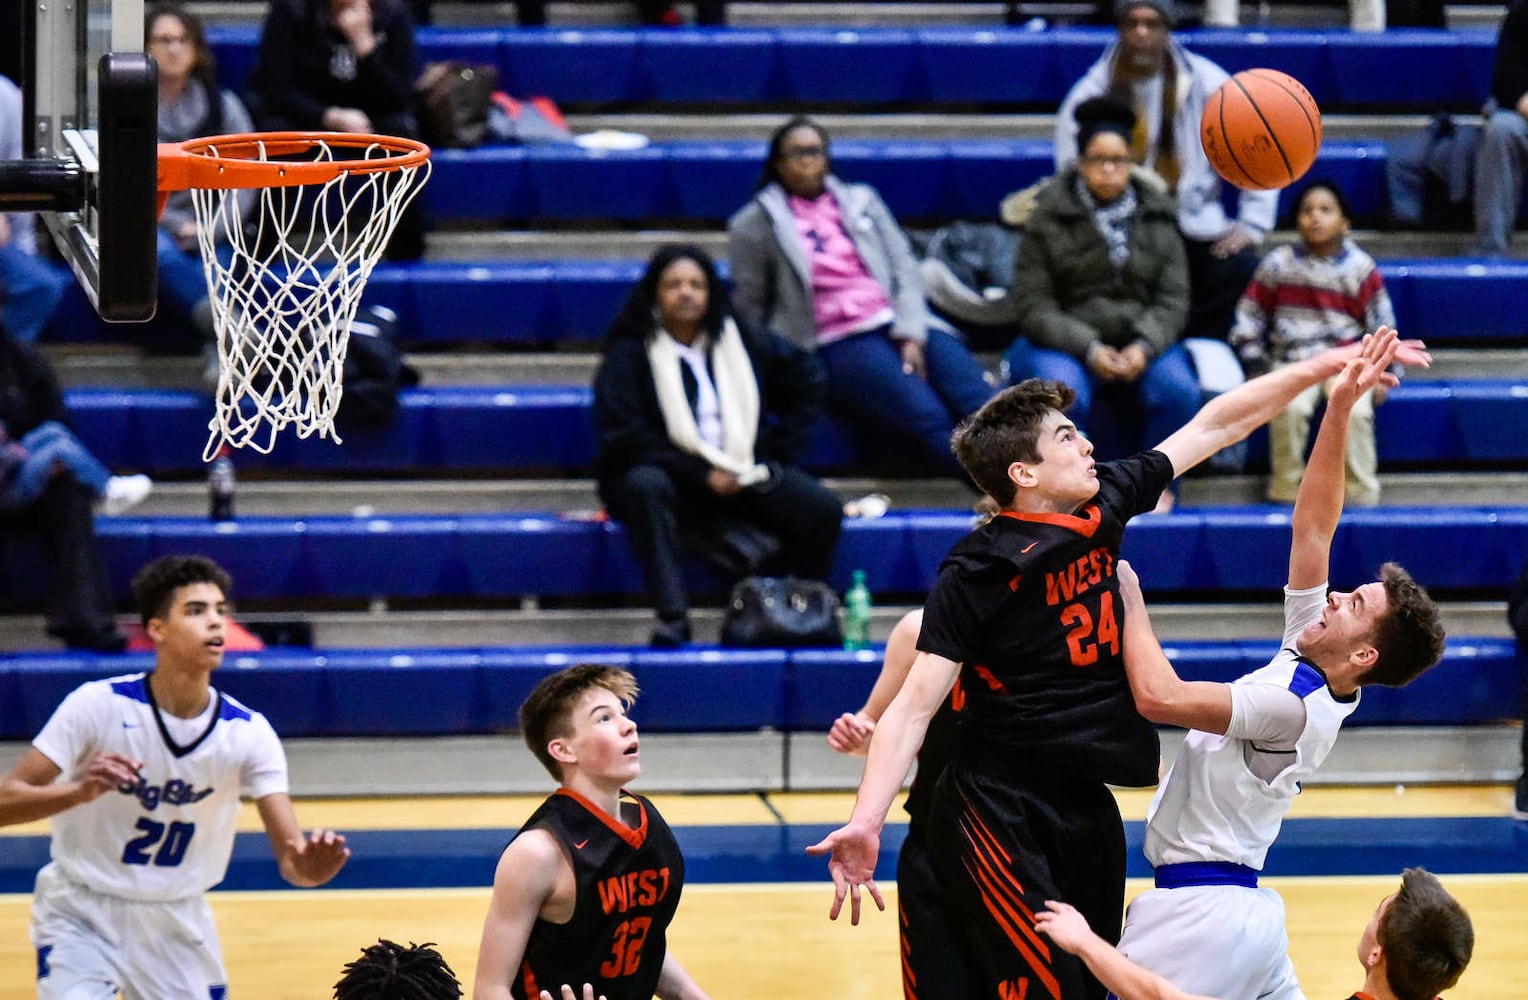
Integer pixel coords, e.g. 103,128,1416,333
727,117,994,481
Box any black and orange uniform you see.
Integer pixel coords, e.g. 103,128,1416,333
919,450,1173,1000
509,789,685,1000
898,692,964,1000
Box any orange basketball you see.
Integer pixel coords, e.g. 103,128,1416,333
1200,69,1323,191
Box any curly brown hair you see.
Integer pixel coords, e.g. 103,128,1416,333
1357,563,1446,688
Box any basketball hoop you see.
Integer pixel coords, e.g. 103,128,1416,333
157,131,432,461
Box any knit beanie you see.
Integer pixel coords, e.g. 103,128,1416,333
1115,0,1176,25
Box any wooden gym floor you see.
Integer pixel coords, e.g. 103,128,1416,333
1,786,1525,999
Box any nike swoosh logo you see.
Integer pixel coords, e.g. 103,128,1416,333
1020,542,1038,554
122,722,139,729
573,838,590,850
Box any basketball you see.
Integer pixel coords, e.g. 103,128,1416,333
1200,68,1323,191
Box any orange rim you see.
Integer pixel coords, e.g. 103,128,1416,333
157,131,431,194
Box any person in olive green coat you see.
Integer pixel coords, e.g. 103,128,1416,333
1005,96,1199,469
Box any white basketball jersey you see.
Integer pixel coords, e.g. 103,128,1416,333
32,673,288,901
1144,584,1360,870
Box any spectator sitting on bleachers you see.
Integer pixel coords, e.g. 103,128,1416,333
1230,180,1396,506
1474,0,1528,257
244,0,425,260
593,245,844,649
727,116,995,482
0,74,68,345
1006,97,1198,508
0,321,149,652
148,4,256,360
1055,0,1277,345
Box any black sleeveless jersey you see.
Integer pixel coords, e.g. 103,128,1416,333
510,790,685,1000
919,450,1173,788
903,693,958,830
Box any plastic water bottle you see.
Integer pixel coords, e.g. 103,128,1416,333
843,569,873,651
208,447,236,521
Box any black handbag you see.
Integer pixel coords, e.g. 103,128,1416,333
720,576,843,648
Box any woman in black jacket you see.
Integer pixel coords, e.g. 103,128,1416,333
593,245,844,647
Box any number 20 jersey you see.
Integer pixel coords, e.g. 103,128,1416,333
511,789,685,1000
919,450,1174,789
31,673,288,901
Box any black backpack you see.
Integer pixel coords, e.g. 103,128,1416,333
339,305,419,430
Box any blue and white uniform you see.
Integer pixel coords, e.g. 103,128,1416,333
1114,583,1359,1000
29,672,287,999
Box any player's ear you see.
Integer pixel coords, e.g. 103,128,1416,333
547,738,577,766
145,617,168,644
1008,460,1036,490
1350,642,1379,671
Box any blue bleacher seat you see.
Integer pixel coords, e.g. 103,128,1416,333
206,26,1496,113
427,148,535,221
0,638,1516,740
61,381,1528,477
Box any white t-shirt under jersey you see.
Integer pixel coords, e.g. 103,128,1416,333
32,673,288,901
1144,583,1360,870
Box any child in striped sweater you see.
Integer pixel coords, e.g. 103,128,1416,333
1229,180,1395,505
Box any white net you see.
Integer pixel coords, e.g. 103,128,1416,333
186,136,431,461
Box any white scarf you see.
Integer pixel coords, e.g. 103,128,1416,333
647,317,770,486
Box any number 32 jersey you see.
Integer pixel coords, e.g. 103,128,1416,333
512,789,685,1000
32,673,288,901
920,450,1173,789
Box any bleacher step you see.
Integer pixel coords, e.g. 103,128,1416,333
41,345,1527,390
0,601,1506,652
424,229,1517,263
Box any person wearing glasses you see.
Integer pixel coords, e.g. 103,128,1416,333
1054,0,1277,347
1006,97,1198,507
727,116,994,482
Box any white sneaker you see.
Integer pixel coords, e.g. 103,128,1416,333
101,475,153,516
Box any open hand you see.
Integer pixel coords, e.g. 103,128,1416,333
289,828,350,885
805,822,885,924
540,985,606,1000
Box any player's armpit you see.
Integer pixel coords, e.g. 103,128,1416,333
654,952,710,1000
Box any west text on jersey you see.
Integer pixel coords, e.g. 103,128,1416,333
597,867,673,915
1043,547,1117,606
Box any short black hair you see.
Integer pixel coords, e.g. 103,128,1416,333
131,554,233,627
1290,178,1354,226
333,940,462,1000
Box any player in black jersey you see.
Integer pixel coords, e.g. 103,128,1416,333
810,328,1431,1000
472,664,709,1000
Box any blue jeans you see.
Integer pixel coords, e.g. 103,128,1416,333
0,244,68,344
816,324,995,480
3,422,111,508
1474,109,1528,254
1003,340,1201,461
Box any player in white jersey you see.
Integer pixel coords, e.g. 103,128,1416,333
1032,867,1472,1000
0,554,350,999
1109,333,1449,1000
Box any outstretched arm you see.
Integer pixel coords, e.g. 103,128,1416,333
1287,330,1397,591
1034,901,1218,1000
1117,562,1234,734
1154,326,1422,478
828,609,923,756
807,650,959,924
